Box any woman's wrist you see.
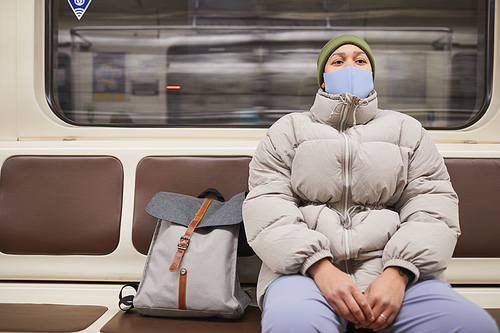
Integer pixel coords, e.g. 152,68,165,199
384,266,414,285
308,258,335,279
399,267,415,284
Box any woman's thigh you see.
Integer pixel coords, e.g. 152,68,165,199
261,274,348,333
384,280,499,333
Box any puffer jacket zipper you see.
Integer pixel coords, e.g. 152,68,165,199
342,132,352,276
339,98,356,278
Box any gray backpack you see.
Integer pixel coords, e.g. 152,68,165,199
119,189,251,318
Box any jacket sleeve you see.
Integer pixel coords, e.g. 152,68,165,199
384,127,460,282
242,118,332,276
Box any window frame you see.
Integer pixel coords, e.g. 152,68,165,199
44,0,495,130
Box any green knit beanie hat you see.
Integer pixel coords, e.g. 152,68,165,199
317,34,375,87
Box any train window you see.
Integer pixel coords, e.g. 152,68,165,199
46,0,492,129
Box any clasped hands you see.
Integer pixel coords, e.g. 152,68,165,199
308,259,409,332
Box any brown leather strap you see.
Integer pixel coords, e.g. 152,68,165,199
169,198,213,272
178,268,187,310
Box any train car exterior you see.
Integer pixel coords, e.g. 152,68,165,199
0,0,499,331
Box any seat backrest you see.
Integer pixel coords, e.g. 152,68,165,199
445,158,500,258
0,155,123,255
132,156,251,255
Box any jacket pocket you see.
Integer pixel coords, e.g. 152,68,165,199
348,209,400,259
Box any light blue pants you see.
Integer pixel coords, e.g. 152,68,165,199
262,275,499,333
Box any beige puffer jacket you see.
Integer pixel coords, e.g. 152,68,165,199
242,89,459,308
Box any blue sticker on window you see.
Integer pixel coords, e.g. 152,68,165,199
67,0,93,20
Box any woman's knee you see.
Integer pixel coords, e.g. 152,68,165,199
393,280,499,333
443,298,499,332
261,275,345,333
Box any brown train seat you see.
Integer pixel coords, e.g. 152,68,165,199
0,155,123,332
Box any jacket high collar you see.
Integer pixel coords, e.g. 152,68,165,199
309,89,379,131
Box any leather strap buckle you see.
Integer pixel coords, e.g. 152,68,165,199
177,236,190,251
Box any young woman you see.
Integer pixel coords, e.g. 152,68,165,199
242,35,499,332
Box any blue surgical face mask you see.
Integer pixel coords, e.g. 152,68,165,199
323,66,374,98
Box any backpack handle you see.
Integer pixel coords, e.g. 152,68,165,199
197,188,225,202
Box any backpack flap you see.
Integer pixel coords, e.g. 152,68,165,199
145,192,245,228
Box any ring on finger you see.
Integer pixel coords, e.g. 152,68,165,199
380,313,388,321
